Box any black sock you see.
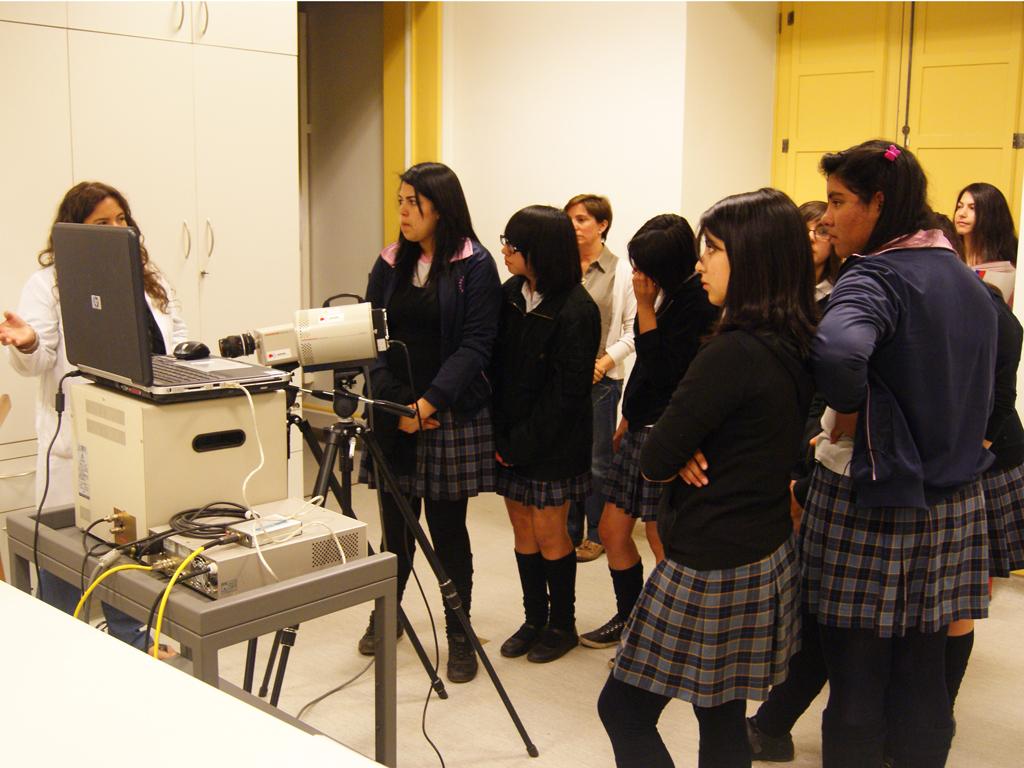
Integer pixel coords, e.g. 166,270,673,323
544,551,577,631
945,631,974,710
610,560,644,623
514,551,548,627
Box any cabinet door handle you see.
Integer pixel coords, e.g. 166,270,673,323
0,469,34,480
182,220,191,260
201,218,214,277
200,1,209,36
174,1,185,31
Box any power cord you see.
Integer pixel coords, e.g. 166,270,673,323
32,370,83,599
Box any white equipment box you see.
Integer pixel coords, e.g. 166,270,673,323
159,500,369,598
71,383,287,543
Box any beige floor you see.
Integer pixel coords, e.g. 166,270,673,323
210,483,1024,768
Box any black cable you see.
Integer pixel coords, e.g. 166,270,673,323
143,565,213,647
32,370,83,601
168,502,248,539
296,659,374,720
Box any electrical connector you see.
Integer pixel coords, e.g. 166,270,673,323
97,548,123,569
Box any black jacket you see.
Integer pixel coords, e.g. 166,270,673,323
491,277,600,480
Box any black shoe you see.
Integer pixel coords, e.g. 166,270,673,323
357,610,404,656
747,717,795,762
580,615,624,649
527,626,578,663
500,622,542,658
446,633,478,683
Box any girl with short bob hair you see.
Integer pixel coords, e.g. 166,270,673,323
578,214,717,653
806,140,997,766
492,205,601,664
359,161,502,684
599,189,815,767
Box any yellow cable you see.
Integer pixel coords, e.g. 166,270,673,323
73,564,153,620
152,545,206,659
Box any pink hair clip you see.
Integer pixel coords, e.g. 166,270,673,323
883,144,902,162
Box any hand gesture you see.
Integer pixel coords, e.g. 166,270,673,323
397,403,440,433
632,271,659,309
0,311,37,351
678,449,709,487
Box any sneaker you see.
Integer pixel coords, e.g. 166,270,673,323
446,633,478,683
500,622,542,658
575,539,605,562
357,610,404,656
746,717,795,762
527,626,578,663
580,616,624,649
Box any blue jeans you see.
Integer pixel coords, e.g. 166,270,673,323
39,569,149,650
569,376,622,546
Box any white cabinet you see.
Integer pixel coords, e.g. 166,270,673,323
193,1,296,55
193,44,299,342
67,30,201,336
0,2,66,26
0,21,73,448
68,1,190,43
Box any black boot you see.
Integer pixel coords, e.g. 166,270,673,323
501,551,548,658
358,609,404,656
446,632,478,683
528,552,578,663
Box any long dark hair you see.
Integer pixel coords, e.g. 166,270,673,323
698,188,817,356
504,206,580,296
957,182,1018,267
799,200,841,284
819,139,933,255
628,213,698,295
394,162,478,286
39,181,170,313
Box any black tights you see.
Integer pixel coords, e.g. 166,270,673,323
379,492,472,635
819,625,953,768
598,674,751,768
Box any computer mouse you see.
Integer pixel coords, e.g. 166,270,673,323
173,341,211,360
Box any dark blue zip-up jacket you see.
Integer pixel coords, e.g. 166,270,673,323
812,230,997,508
364,239,502,418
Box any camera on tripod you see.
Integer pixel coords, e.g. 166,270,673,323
218,303,389,373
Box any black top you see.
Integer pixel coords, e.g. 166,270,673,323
491,277,601,480
621,282,718,430
640,330,813,570
985,285,1024,471
386,279,443,397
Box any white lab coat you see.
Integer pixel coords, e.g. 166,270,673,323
7,266,188,506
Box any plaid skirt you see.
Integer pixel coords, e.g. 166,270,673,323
602,427,663,522
800,465,989,638
612,537,800,708
983,462,1024,577
496,467,592,508
357,408,496,501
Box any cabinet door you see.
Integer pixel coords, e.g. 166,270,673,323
68,1,191,43
68,31,201,338
0,2,67,26
193,45,299,345
0,22,73,447
192,1,296,55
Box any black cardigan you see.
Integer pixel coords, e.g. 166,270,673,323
985,284,1024,471
640,330,813,570
491,277,600,480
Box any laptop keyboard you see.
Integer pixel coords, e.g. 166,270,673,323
151,356,215,384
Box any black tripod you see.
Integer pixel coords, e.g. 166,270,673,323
249,384,539,757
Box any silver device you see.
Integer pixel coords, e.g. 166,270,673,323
158,499,368,599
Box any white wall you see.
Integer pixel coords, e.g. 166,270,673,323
444,2,688,266
681,2,778,224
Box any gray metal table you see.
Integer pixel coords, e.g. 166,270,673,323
6,507,397,767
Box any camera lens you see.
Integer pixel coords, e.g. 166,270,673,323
218,333,255,358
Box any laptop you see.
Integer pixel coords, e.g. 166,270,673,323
52,223,292,403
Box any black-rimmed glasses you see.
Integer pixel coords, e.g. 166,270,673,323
499,234,521,252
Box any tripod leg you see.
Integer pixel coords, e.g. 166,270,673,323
363,430,539,757
243,638,258,693
270,625,299,708
259,630,283,698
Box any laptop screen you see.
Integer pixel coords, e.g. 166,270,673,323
52,223,154,387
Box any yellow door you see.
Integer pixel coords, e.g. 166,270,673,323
773,2,904,205
906,2,1024,225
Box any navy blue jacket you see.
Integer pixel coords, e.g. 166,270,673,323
812,231,997,508
364,239,502,418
